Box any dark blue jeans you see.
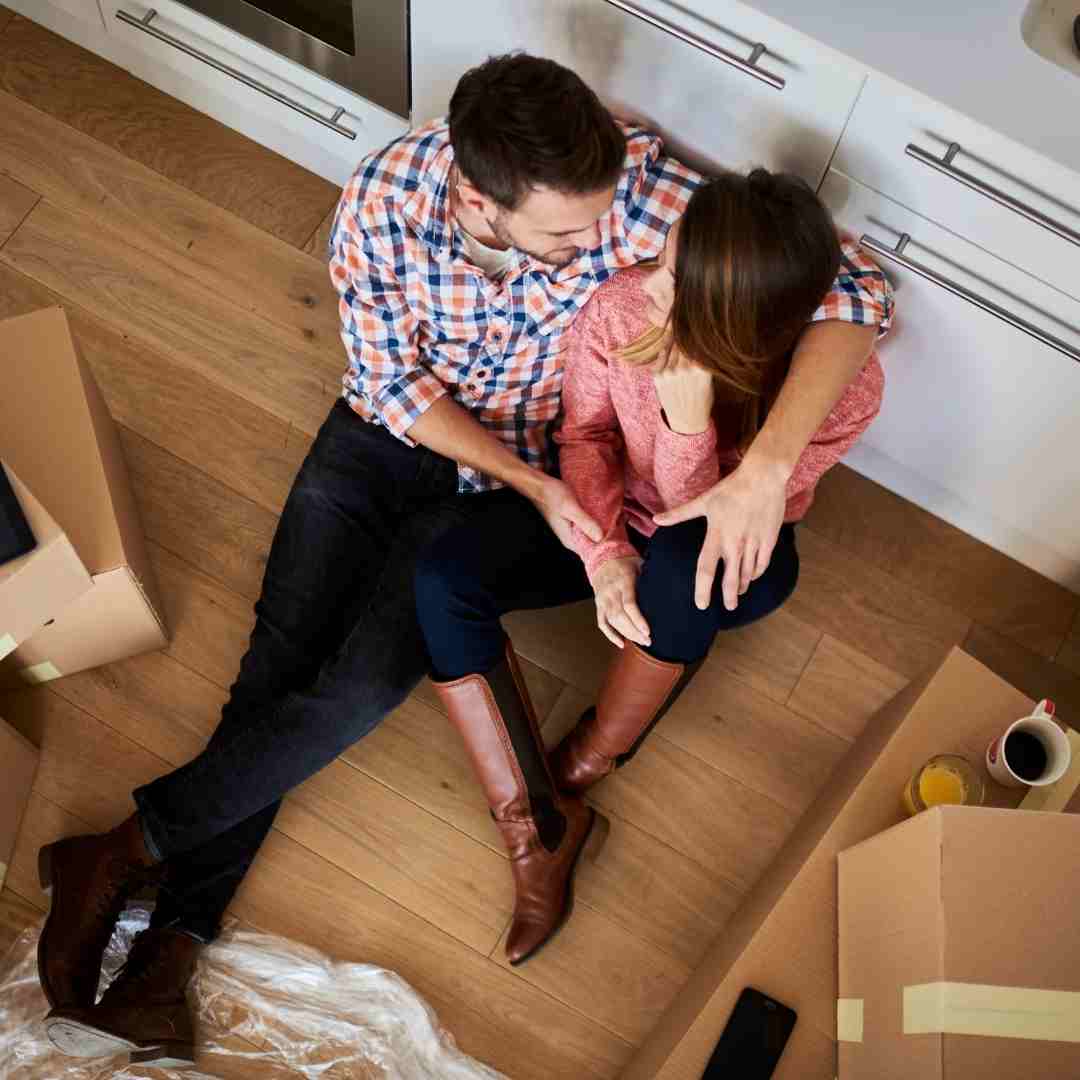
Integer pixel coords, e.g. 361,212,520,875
135,401,466,941
414,489,799,680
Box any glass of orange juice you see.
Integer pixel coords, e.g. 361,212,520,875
902,754,984,816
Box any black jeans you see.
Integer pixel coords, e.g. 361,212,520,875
414,489,799,680
135,400,466,941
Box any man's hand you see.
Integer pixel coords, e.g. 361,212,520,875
591,557,650,648
529,473,603,550
654,457,789,611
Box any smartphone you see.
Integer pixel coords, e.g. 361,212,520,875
0,466,35,566
702,987,797,1079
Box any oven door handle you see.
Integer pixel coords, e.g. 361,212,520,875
116,8,358,140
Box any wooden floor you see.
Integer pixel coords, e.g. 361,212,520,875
1,12,1079,1078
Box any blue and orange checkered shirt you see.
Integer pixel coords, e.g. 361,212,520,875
329,120,892,493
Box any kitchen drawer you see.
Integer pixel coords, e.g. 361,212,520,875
412,0,867,189
102,0,407,185
820,168,1080,588
5,0,107,29
834,76,1080,302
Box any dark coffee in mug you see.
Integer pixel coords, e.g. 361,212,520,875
1004,730,1048,782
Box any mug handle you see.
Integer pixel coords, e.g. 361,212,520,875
1033,698,1056,720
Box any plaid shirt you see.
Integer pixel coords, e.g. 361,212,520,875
329,120,893,493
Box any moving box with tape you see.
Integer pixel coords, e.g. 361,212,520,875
0,714,38,892
839,805,1080,1077
622,648,1077,1080
0,307,167,685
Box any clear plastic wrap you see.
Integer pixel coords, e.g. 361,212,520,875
0,904,507,1079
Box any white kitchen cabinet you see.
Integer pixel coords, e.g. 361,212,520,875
833,76,1080,303
821,169,1080,589
3,0,112,49
411,0,866,187
99,0,407,185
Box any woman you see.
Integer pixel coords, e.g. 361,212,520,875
414,169,893,966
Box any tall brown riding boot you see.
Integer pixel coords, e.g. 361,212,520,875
44,927,199,1066
37,814,163,1009
433,640,608,966
551,643,703,796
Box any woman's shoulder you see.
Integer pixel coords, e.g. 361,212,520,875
573,266,656,352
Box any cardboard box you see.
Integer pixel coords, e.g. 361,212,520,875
0,463,93,661
0,714,39,892
839,806,1080,1078
621,648,1060,1080
0,307,167,685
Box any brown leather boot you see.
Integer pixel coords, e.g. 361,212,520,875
551,643,702,796
37,814,163,1009
44,927,198,1066
434,640,608,966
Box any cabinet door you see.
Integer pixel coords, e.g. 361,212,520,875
411,0,866,186
820,169,1080,589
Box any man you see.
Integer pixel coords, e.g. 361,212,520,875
36,53,885,1064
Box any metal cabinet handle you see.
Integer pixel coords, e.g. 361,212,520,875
860,233,1080,365
601,0,784,90
906,143,1080,248
115,8,357,140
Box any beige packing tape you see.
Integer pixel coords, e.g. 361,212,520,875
904,982,1080,1042
1018,728,1080,813
0,633,16,661
837,998,864,1042
20,660,62,684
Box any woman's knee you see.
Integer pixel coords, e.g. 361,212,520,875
413,541,496,625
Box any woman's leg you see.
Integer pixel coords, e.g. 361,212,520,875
551,522,799,794
414,490,606,964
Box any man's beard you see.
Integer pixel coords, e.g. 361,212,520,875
487,210,580,268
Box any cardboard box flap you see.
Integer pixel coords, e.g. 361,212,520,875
0,463,93,657
0,307,127,574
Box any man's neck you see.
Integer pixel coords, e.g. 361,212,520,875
449,168,510,251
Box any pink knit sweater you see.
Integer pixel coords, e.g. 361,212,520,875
556,267,886,580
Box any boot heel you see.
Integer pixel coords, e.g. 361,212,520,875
37,843,56,894
584,811,610,862
131,1041,196,1067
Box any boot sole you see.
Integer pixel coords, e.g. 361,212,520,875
508,808,610,967
45,1014,194,1067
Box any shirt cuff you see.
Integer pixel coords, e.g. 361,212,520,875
582,539,640,583
369,366,450,446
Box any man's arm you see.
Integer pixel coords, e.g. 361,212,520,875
408,397,602,544
656,320,878,610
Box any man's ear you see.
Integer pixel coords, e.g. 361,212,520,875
456,174,496,219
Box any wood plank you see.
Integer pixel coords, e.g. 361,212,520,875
805,464,1078,657
491,900,690,1045
709,605,822,705
786,527,972,679
1057,612,1080,680
505,600,617,695
651,656,852,817
963,623,1080,726
0,17,337,248
0,7,15,36
1,198,336,436
302,201,339,260
545,687,793,891
0,87,346,363
787,634,909,741
0,886,41,958
0,261,306,517
121,425,277,602
5,791,92,911
0,170,36,244
229,830,634,1080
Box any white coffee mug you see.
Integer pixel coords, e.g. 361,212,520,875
985,699,1071,788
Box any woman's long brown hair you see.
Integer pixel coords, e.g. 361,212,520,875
619,169,842,448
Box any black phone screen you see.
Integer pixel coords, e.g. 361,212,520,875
702,987,797,1079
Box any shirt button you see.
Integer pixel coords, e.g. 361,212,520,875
474,368,488,378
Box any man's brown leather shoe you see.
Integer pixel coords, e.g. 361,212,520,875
37,814,162,1009
44,927,199,1067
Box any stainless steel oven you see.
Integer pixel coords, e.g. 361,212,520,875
171,0,410,118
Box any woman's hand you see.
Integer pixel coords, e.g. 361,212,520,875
652,353,716,435
592,557,651,649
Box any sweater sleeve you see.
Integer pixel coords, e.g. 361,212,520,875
653,415,721,511
554,304,640,581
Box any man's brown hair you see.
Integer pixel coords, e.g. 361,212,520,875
449,53,626,210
